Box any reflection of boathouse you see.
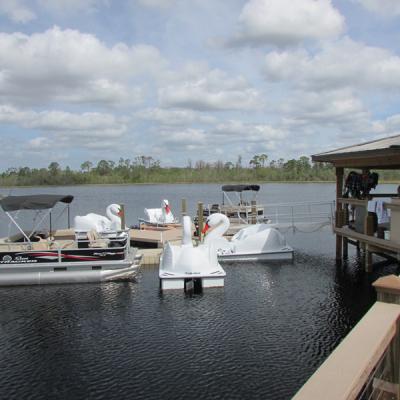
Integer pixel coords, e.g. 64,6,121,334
312,135,400,271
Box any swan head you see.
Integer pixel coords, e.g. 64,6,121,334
107,204,123,217
162,199,171,214
201,213,229,235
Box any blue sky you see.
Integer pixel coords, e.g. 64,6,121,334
0,0,400,170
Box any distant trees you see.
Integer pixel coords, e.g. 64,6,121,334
0,153,373,187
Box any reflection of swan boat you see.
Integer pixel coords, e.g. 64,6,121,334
201,185,269,224
0,195,141,286
159,216,225,291
139,199,180,228
202,213,293,262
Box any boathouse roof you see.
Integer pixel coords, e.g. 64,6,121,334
312,134,400,169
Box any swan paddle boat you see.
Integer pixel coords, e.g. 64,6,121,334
202,213,293,262
159,215,226,291
0,195,141,286
74,203,122,233
139,199,180,229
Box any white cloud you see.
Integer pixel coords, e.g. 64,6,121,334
372,114,400,136
26,136,52,151
354,0,400,17
0,26,167,106
282,89,368,123
263,38,400,91
136,0,178,9
0,0,35,23
229,0,344,47
0,105,128,139
159,64,262,111
38,0,107,15
214,120,286,142
137,108,216,126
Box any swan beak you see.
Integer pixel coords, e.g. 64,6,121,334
165,205,171,214
201,223,210,234
118,209,123,216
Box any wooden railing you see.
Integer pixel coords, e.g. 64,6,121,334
293,276,400,400
293,301,400,399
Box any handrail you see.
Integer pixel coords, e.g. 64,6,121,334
293,302,400,400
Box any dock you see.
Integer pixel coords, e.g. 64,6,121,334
130,227,182,248
312,134,400,272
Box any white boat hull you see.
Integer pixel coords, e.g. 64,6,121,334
218,248,294,262
0,253,142,286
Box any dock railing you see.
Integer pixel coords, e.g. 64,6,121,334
293,276,400,400
263,200,335,231
202,200,335,230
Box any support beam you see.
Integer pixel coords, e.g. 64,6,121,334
336,167,344,260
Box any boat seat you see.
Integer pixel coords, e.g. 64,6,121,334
87,230,109,248
31,241,50,251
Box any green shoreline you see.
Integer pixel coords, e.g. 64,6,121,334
1,180,400,189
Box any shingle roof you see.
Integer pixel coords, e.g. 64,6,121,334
312,134,400,168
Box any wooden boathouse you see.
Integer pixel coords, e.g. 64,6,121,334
312,134,400,271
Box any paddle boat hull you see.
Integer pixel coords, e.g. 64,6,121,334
217,248,294,262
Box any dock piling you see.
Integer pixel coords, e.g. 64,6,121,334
197,202,204,240
251,200,257,224
181,198,187,218
120,204,126,229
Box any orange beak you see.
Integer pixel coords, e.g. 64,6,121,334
201,223,210,234
165,204,171,214
118,209,123,217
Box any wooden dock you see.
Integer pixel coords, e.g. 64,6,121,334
130,227,182,248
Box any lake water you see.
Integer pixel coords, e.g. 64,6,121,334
0,183,399,400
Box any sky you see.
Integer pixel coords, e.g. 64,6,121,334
0,0,400,170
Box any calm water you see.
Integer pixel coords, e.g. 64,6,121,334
0,183,399,400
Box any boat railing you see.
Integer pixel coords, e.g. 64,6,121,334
293,299,400,400
0,229,130,258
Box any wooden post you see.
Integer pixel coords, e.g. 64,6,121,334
251,200,257,224
364,212,375,272
343,206,349,258
197,202,204,241
336,167,344,260
181,198,187,218
120,204,126,229
365,245,373,273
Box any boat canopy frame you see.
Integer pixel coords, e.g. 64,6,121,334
221,185,260,206
0,194,74,243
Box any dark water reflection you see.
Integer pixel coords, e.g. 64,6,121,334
0,184,399,399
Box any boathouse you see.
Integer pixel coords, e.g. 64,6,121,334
312,134,400,271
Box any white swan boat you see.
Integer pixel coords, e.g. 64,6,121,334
74,203,123,232
139,199,180,228
202,213,293,262
159,216,226,291
0,195,141,286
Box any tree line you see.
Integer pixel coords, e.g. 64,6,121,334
1,154,399,186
